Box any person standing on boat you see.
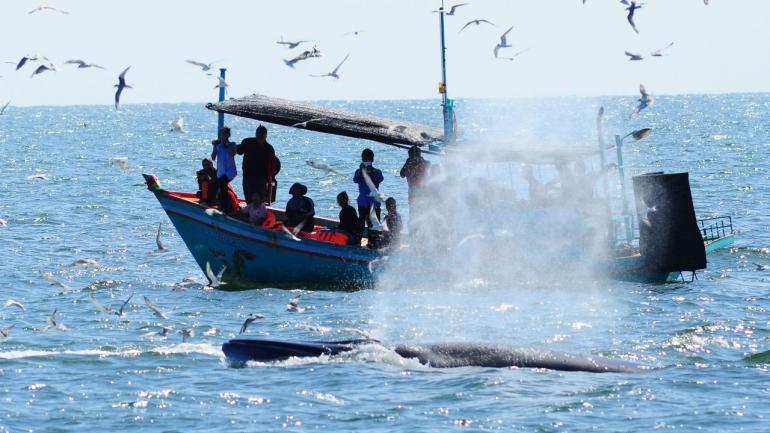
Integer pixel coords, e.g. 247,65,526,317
211,126,238,214
399,145,430,205
353,148,384,234
237,125,278,204
285,183,315,233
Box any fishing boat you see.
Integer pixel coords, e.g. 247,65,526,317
144,2,733,288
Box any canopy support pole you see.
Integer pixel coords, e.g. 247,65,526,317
438,0,454,149
217,68,227,134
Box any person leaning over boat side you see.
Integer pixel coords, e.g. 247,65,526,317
353,148,384,234
196,157,218,206
285,182,315,233
237,125,277,204
336,191,361,246
399,145,430,205
211,126,238,214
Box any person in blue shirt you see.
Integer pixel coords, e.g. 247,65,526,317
210,126,238,214
353,148,384,234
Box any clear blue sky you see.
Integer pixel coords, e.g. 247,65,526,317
2,0,768,106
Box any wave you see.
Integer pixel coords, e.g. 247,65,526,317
0,342,222,360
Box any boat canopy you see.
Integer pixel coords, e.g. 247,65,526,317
206,94,444,148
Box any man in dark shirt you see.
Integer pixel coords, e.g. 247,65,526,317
237,125,277,204
285,183,315,233
336,191,361,246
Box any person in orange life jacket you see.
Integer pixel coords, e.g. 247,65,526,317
240,191,269,226
237,125,278,204
196,157,218,206
211,127,238,214
399,145,430,205
352,148,384,234
336,191,361,246
285,183,315,233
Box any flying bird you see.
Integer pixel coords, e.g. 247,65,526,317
143,295,168,319
292,118,325,128
4,299,25,311
433,3,469,15
493,26,514,58
29,6,69,14
630,84,653,118
115,293,133,317
214,76,229,94
496,48,530,61
114,66,131,110
276,38,308,49
650,41,674,57
239,313,265,334
156,222,165,250
45,309,66,331
0,101,9,115
0,325,12,338
625,51,644,61
186,60,216,71
87,292,111,314
284,46,322,69
170,115,185,133
287,294,302,312
205,261,226,287
625,1,642,34
16,54,46,71
310,53,349,79
459,19,495,33
30,63,58,78
306,160,341,175
65,59,104,69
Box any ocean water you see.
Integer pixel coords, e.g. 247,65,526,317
1,94,769,432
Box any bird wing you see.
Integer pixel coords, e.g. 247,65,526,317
459,21,474,32
156,223,164,249
0,101,9,114
627,12,639,33
449,3,469,14
639,84,648,97
500,26,514,45
65,59,86,66
118,294,133,316
331,53,350,75
118,66,130,80
186,60,208,68
494,45,500,58
478,19,495,26
115,85,124,109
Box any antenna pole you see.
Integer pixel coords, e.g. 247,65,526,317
217,68,227,134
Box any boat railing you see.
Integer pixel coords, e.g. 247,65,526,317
698,216,733,241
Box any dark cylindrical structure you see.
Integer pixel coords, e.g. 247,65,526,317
632,172,706,273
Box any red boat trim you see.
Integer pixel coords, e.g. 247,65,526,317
161,203,372,266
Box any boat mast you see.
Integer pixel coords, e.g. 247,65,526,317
217,68,227,134
437,0,455,148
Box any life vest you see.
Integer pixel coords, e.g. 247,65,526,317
227,185,240,211
261,210,276,228
305,229,350,245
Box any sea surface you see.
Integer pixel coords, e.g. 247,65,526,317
1,94,769,432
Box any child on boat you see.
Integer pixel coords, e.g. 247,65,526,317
383,197,402,247
241,192,268,226
196,157,218,206
353,148,384,235
336,191,361,246
285,183,315,233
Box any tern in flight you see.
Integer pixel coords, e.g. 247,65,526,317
276,37,308,49
623,1,642,34
0,101,9,116
30,63,58,78
114,66,131,110
650,41,674,57
630,84,653,118
186,60,216,72
65,59,104,69
310,53,349,79
625,51,644,61
29,6,69,14
16,54,46,71
459,19,495,33
433,3,469,15
493,26,514,58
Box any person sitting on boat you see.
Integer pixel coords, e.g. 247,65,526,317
211,126,238,214
286,182,315,233
241,191,269,226
399,145,430,205
237,125,277,205
383,197,402,247
336,191,361,246
196,157,217,206
353,148,384,234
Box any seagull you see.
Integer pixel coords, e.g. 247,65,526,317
650,41,674,57
493,26,514,58
753,263,768,271
625,51,644,61
27,174,49,181
4,299,25,311
186,60,215,72
16,54,46,71
292,118,325,128
459,19,495,33
433,3,469,15
115,293,133,317
156,222,165,250
287,294,302,312
343,30,364,36
368,205,384,232
310,53,349,79
65,59,104,69
170,115,185,133
630,84,653,118
205,261,226,288
87,292,111,314
306,160,341,175
114,66,131,110
214,76,229,94
239,313,265,334
29,6,69,14
71,258,98,267
204,208,224,217
276,38,308,49
45,309,66,331
0,101,9,115
0,325,12,338
30,63,58,78
497,48,530,61
143,295,168,319
281,225,302,241
360,166,386,205
284,46,322,69
179,328,194,342
625,1,642,34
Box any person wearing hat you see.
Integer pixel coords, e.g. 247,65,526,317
285,182,315,233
